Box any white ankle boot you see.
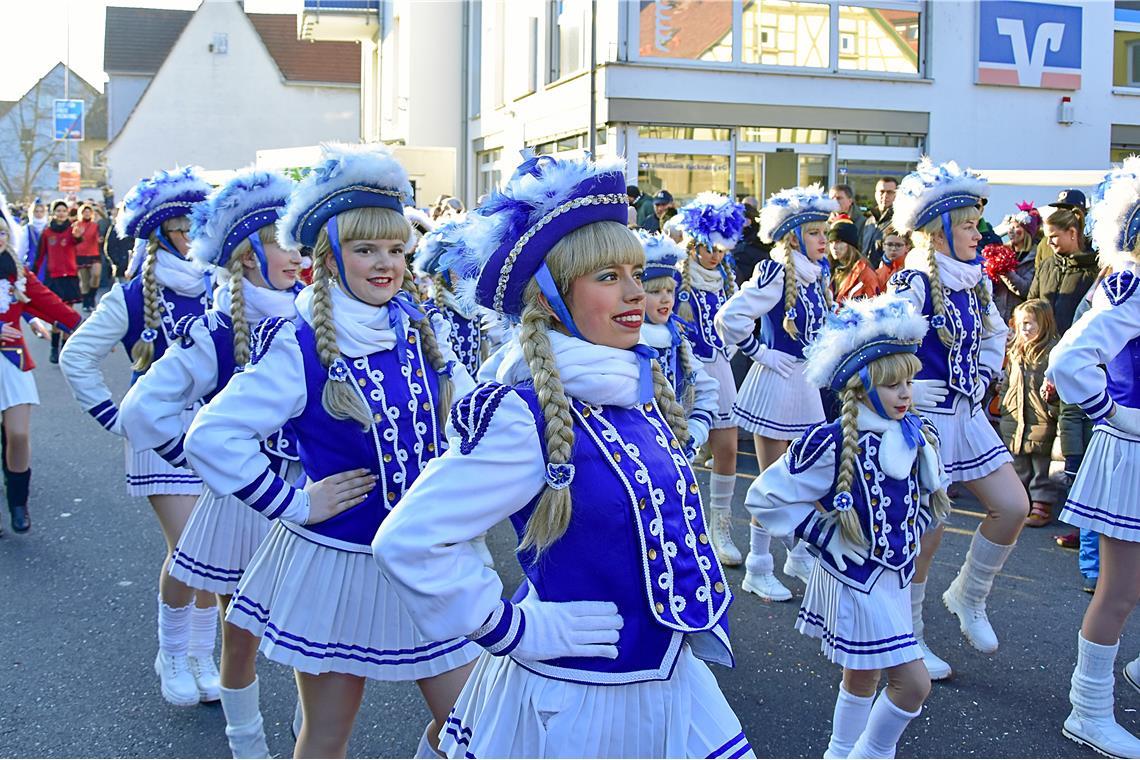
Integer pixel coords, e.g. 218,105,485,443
742,539,792,601
911,581,951,680
711,507,743,567
154,651,200,707
1064,634,1140,758
189,605,221,702
189,654,221,703
220,678,270,759
942,532,1013,653
783,540,814,585
1125,655,1140,695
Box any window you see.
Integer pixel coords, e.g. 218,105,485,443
639,0,733,62
836,158,916,210
739,126,828,144
1114,2,1140,87
836,131,922,147
837,5,919,74
742,1,830,68
477,149,502,200
549,0,587,82
638,126,732,141
637,153,731,205
734,153,765,201
799,155,829,187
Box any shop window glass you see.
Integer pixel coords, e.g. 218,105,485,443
477,149,503,200
837,5,919,74
638,126,732,141
734,154,765,201
639,0,733,62
739,127,828,144
836,158,915,212
742,0,830,68
799,155,829,188
1114,3,1140,87
637,153,731,205
836,131,922,148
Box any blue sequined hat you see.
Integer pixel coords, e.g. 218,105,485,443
116,166,212,241
277,142,414,251
189,169,295,268
803,295,928,392
758,184,837,245
892,158,988,236
1090,155,1140,267
413,217,466,278
636,229,684,283
677,192,746,249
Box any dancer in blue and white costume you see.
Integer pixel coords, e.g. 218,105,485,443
59,168,218,708
374,154,750,759
749,294,950,759
716,185,835,602
1050,157,1140,759
119,169,303,758
674,193,746,571
887,159,1024,681
184,144,479,759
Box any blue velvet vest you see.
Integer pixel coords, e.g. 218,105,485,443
1102,272,1140,410
677,286,728,362
427,303,482,377
292,320,445,547
753,260,829,359
120,277,209,384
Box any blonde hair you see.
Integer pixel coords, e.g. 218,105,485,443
226,223,278,367
676,242,736,323
1008,298,1058,366
911,205,993,348
519,221,689,554
0,217,29,304
833,352,950,547
309,206,452,431
776,223,833,339
131,216,190,372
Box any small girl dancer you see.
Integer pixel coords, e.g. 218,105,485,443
374,153,750,759
674,192,746,568
184,144,479,759
415,219,486,378
747,294,948,759
716,185,836,602
1049,157,1140,759
118,169,303,758
0,194,81,534
887,159,1025,681
59,167,218,707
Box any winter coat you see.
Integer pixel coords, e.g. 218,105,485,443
992,248,1036,324
999,340,1059,456
832,258,881,303
34,220,80,279
1027,248,1099,334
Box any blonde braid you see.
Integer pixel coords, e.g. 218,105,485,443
651,360,689,444
925,247,954,347
922,426,951,522
780,250,799,339
130,244,161,372
227,255,251,366
433,273,449,311
835,384,868,548
973,280,994,322
517,302,575,554
677,255,695,322
311,266,372,429
719,258,736,298
677,338,698,412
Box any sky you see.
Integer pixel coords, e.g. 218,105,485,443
0,0,301,101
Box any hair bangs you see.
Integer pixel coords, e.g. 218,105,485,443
867,351,922,388
547,221,645,291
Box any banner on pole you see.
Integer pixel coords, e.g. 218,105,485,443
58,162,81,192
53,99,85,141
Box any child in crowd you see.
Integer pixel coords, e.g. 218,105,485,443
828,214,880,303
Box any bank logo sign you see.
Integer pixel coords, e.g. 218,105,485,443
977,0,1082,89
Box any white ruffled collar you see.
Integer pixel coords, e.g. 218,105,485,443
904,249,982,291
771,246,823,286
498,330,641,408
687,260,729,292
639,321,673,349
296,282,397,357
214,277,298,324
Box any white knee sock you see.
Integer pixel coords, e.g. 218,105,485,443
746,522,773,575
189,604,218,659
157,596,193,657
910,581,927,640
849,690,921,760
220,678,270,758
825,685,875,759
709,473,735,513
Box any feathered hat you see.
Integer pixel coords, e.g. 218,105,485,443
803,294,928,392
636,229,685,282
414,217,466,279
0,191,25,262
404,206,435,238
189,169,294,268
441,152,628,319
677,192,746,249
116,166,212,241
758,184,837,245
1090,156,1140,267
277,142,413,252
892,158,988,236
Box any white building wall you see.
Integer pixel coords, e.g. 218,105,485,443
105,74,151,141
105,0,359,189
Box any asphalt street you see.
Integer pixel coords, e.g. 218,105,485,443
0,332,1135,758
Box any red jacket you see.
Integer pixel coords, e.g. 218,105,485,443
34,222,80,278
75,219,101,259
0,272,82,371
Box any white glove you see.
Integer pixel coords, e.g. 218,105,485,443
911,379,949,409
687,418,709,457
803,512,867,573
472,596,623,661
1108,404,1140,436
754,345,798,379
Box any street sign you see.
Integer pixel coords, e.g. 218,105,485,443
58,162,81,192
53,99,85,141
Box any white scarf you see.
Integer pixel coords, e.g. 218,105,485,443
498,330,641,408
639,321,673,350
855,404,943,493
771,247,822,286
29,217,46,234
213,277,298,324
686,260,730,292
296,282,396,357
904,249,981,292
155,249,208,297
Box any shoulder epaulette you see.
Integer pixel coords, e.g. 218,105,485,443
249,317,292,366
755,258,784,290
788,421,840,474
172,314,202,348
888,268,924,293
1102,270,1138,307
450,382,514,455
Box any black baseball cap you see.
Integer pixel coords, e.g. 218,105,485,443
652,190,673,205
1055,189,1087,211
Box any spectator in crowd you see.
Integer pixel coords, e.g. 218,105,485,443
23,199,47,270
1027,205,1099,333
627,184,655,229
861,176,897,267
874,225,910,290
828,183,866,243
730,200,770,283
644,189,677,233
999,298,1059,527
992,202,1042,323
827,214,880,303
102,205,132,281
1037,188,1087,268
74,203,102,313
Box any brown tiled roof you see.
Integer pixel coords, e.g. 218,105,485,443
638,1,731,60
246,13,360,85
104,7,193,74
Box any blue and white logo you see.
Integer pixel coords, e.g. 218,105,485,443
977,0,1082,89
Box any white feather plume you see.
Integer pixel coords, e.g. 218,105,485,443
803,295,928,390
891,157,988,235
188,168,294,268
1090,155,1140,268
0,191,24,262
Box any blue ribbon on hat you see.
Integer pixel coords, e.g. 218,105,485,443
632,344,659,405
859,366,926,449
248,233,283,292
325,215,360,301
388,290,425,358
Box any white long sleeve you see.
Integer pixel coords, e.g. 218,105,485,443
977,279,1008,381
714,261,783,352
744,430,834,540
373,385,546,641
59,284,130,434
686,345,718,446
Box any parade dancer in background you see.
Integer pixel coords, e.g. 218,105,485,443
59,168,218,707
888,159,1024,681
748,294,948,759
374,153,750,759
674,193,746,570
184,144,479,759
716,186,836,602
1049,157,1140,759
0,194,81,535
119,170,303,758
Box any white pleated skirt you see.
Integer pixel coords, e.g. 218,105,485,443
920,395,1011,483
1060,427,1140,543
732,358,824,440
795,562,920,671
226,521,480,681
168,488,271,595
0,359,38,411
439,645,753,759
124,443,202,497
702,354,738,430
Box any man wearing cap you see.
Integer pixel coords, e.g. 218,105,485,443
643,189,677,233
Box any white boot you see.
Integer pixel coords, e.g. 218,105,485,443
942,532,1013,653
189,605,221,702
824,685,875,759
414,722,444,758
849,690,921,760
911,581,951,681
471,533,495,568
156,597,198,707
220,678,271,759
783,539,814,585
742,523,792,602
1063,633,1140,758
708,474,742,567
1124,654,1140,695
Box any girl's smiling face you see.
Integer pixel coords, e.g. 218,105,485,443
696,244,725,270
564,262,646,349
244,237,303,290
874,376,914,421
328,236,406,305
644,280,676,325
